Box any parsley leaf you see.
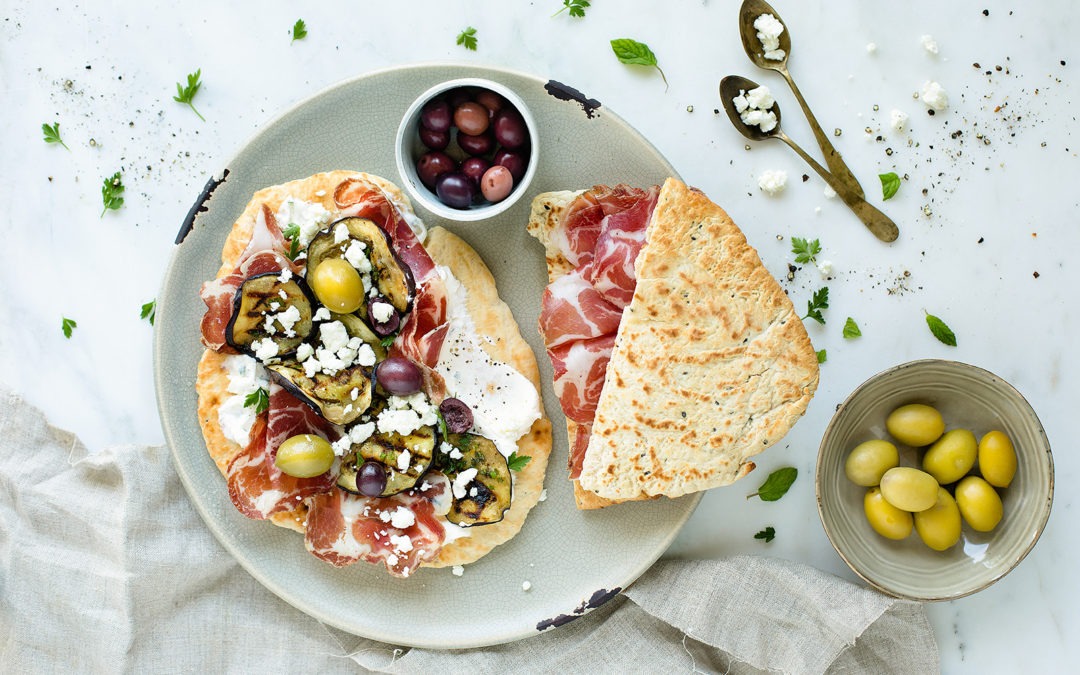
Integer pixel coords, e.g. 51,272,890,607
101,171,125,217
610,38,668,90
61,317,77,339
140,299,156,326
282,224,300,240
801,286,829,325
244,388,270,414
553,0,589,17
284,238,301,261
843,317,862,338
291,19,307,43
746,467,797,501
456,26,478,51
879,172,900,201
173,69,205,121
925,311,957,346
380,334,397,348
42,122,69,151
791,237,821,265
754,526,776,543
816,348,827,364
507,452,531,472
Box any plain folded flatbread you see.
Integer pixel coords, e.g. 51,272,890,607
196,171,551,567
530,177,818,505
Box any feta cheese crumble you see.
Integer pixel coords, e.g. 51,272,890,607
538,489,547,502
376,392,439,437
522,581,532,592
313,307,332,322
890,109,909,132
816,260,834,278
754,14,786,61
275,197,332,248
296,343,314,362
370,301,395,323
252,338,279,363
343,240,371,273
733,86,778,133
390,506,416,529
758,170,788,195
452,468,479,499
920,34,939,55
920,81,949,111
866,42,877,54
824,186,838,199
452,565,464,577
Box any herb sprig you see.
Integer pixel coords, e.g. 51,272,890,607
507,452,531,472
925,312,957,346
244,388,270,414
42,122,70,150
173,69,205,121
791,237,821,265
61,317,77,339
456,26,478,51
816,349,827,364
140,299,156,326
754,526,776,543
553,0,589,17
747,467,798,502
801,287,829,325
842,317,862,339
101,171,125,217
879,172,900,200
610,38,668,90
291,19,307,43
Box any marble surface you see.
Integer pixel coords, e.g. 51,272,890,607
1,0,1076,670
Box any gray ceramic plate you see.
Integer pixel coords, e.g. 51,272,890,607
153,63,699,649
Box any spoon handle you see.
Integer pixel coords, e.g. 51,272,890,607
779,69,866,200
776,133,899,243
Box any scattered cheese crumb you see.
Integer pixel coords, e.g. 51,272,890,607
814,206,822,215
389,534,414,554
452,468,479,499
538,489,547,502
920,34,939,55
378,510,392,523
890,109,909,132
824,186,838,199
865,42,877,54
452,565,464,577
758,170,788,195
396,450,411,472
390,506,416,529
371,301,395,323
252,338,279,362
920,81,949,111
522,581,532,592
817,260,834,278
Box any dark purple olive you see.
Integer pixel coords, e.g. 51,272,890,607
435,171,477,209
493,108,528,149
376,357,423,396
460,157,491,186
419,126,449,150
457,130,495,156
445,87,473,110
439,398,474,434
494,149,528,183
357,461,388,497
416,151,455,189
420,99,451,132
366,296,401,336
475,89,504,114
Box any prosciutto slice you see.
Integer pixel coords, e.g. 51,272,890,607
199,205,299,350
304,480,447,577
536,184,659,475
226,382,339,520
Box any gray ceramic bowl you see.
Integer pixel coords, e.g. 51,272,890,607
816,359,1053,601
395,78,539,221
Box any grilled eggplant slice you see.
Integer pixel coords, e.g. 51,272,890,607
266,361,373,425
330,312,387,362
337,425,436,497
306,217,414,313
440,434,512,527
226,273,314,355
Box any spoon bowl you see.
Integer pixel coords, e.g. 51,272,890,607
739,0,791,71
719,75,781,142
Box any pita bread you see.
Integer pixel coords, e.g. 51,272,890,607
195,171,551,567
528,178,818,505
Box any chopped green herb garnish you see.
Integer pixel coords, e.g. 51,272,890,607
42,122,69,150
173,69,205,121
747,467,797,502
436,409,449,439
842,317,862,339
284,238,301,261
244,387,270,414
380,335,397,348
140,299,156,326
925,311,957,346
553,0,589,17
816,348,827,364
456,26,478,51
801,287,829,325
610,38,668,90
282,224,300,240
879,172,900,201
101,171,125,217
291,19,307,43
61,316,77,339
754,526,776,543
791,237,821,265
507,452,531,472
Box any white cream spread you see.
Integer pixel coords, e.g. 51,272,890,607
218,355,269,446
275,196,332,248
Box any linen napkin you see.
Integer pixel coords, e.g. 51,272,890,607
0,389,938,673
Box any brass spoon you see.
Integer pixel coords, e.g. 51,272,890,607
720,75,899,243
738,0,864,200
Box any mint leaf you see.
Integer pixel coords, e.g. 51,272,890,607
925,312,957,346
879,172,900,200
843,317,862,339
754,526,776,542
747,467,797,501
610,38,668,89
816,349,827,364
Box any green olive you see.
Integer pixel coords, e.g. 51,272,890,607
885,403,945,446
914,487,962,551
979,430,1017,488
275,434,335,478
879,467,939,512
955,476,1003,531
922,429,977,485
864,487,913,540
309,258,364,314
845,440,899,486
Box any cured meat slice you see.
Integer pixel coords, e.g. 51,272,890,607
547,334,616,425
304,480,447,577
538,269,623,349
551,190,603,267
583,186,659,308
225,382,338,520
568,423,592,479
